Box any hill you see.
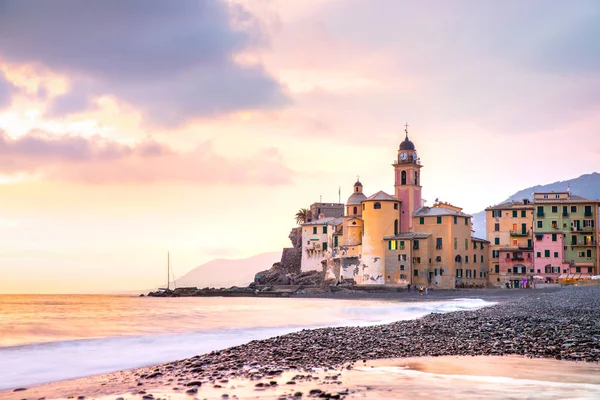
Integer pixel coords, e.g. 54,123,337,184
173,251,282,288
472,172,600,237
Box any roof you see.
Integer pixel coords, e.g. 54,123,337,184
302,217,344,226
354,180,363,187
485,200,534,211
399,133,415,150
346,192,367,205
384,232,431,240
364,190,398,202
414,206,471,217
471,237,490,243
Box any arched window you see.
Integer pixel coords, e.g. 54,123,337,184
374,202,381,210
353,206,358,215
355,187,358,192
394,219,399,235
455,255,462,263
401,170,406,185
414,171,419,185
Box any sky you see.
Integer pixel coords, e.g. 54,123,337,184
1,0,599,294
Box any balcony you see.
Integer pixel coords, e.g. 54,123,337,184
511,254,525,261
436,245,443,250
572,241,597,246
537,212,545,217
579,226,596,232
510,230,530,237
584,211,593,217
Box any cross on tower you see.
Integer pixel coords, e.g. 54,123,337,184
404,122,409,133
356,174,360,182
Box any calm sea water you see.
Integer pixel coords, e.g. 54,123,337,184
0,294,491,390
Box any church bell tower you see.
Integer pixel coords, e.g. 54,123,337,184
393,125,422,232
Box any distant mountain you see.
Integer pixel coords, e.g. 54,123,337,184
472,172,600,238
174,251,281,288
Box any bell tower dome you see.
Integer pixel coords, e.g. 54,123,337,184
393,124,423,232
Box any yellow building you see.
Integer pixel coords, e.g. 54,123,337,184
485,200,534,286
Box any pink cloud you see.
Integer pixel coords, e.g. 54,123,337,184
0,130,293,185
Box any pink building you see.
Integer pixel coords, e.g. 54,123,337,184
499,248,533,288
533,233,570,282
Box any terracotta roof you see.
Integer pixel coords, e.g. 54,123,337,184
384,232,431,240
414,206,470,217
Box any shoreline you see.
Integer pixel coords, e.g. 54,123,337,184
3,286,599,399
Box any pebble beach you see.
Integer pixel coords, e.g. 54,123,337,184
3,286,600,400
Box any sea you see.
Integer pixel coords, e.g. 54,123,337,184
0,294,490,390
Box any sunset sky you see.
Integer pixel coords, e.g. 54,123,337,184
1,0,599,294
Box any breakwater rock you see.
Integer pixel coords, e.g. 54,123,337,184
137,287,600,385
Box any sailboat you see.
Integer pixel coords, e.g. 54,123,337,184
158,252,176,291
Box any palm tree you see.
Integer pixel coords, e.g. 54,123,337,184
295,208,309,225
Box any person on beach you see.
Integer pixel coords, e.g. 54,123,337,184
407,283,411,292
419,287,424,296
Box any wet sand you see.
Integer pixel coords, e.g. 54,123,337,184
3,356,600,400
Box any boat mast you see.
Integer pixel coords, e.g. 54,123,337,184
167,251,170,291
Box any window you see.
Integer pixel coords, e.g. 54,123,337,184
492,250,499,258
322,242,328,251
400,274,406,279
480,255,484,263
401,170,406,185
575,267,581,273
552,233,557,242
374,202,381,209
521,210,526,217
494,237,500,245
400,241,405,250
454,216,457,224
571,205,577,213
506,253,510,259
466,269,471,278
394,203,398,210
312,227,317,234
434,269,438,276
362,204,365,210
536,252,541,257
456,269,462,278
494,223,500,232
507,268,512,273
584,205,592,216
419,217,424,225
465,256,469,263
465,217,469,225
394,219,399,235
512,239,518,246
435,256,442,262
400,265,405,271
492,210,501,218
554,252,558,258
323,226,327,234
495,264,500,273
512,210,517,218
544,250,550,257
537,206,544,216
589,267,593,273
353,206,358,215
414,240,420,250
436,237,443,249
454,237,457,249
414,269,418,276
537,221,543,228
551,206,558,213
587,249,592,258
437,216,442,224
465,238,468,250
388,240,397,250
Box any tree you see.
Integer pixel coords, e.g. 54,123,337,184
295,208,309,225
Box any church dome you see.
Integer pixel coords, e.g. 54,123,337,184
354,180,363,187
347,192,367,206
399,134,415,150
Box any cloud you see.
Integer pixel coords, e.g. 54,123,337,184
0,71,15,109
0,0,289,125
0,130,293,185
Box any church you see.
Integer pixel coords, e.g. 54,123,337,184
300,130,489,289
